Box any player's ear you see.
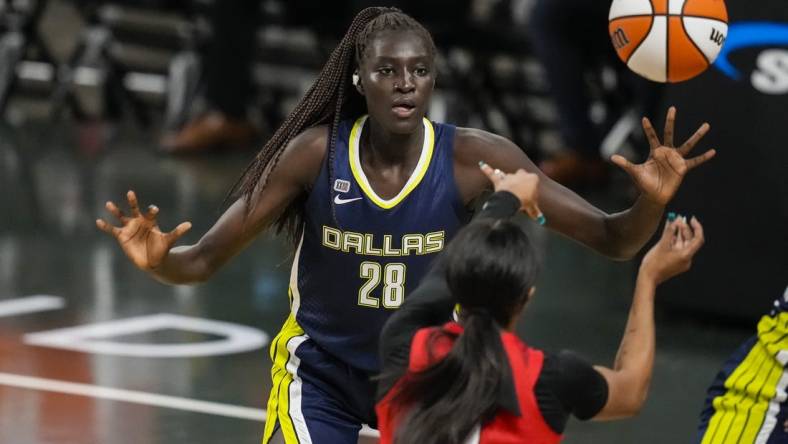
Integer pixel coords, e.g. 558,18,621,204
353,71,364,95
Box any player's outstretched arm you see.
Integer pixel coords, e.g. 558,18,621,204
592,215,704,420
96,126,327,285
457,107,714,260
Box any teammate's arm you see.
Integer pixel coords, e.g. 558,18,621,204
96,126,328,285
456,108,714,260
592,216,704,419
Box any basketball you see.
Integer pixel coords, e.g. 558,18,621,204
608,0,728,83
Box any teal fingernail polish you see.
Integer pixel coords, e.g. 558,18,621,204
478,161,486,167
537,215,547,226
667,212,676,221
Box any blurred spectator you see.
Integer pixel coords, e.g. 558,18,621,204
529,0,658,187
161,0,260,153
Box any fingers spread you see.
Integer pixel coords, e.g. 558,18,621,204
610,154,635,174
642,117,661,150
145,205,159,221
686,149,716,170
166,221,192,244
105,201,125,222
127,190,141,217
664,106,676,147
96,219,120,237
678,123,710,156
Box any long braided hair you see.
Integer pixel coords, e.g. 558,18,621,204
229,7,437,246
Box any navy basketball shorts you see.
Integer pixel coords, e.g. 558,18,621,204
696,312,788,444
262,314,377,444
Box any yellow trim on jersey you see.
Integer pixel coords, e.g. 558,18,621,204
348,115,435,210
700,312,788,444
262,296,307,444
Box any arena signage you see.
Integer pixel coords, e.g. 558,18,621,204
714,22,788,94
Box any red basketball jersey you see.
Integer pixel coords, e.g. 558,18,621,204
376,322,562,444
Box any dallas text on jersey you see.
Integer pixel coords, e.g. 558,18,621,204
322,226,445,257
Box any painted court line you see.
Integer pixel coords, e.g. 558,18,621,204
0,296,64,317
0,373,380,438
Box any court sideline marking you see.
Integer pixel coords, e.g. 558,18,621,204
0,372,380,438
0,295,64,317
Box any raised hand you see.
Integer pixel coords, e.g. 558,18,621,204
611,107,716,206
96,191,192,271
479,161,544,223
640,215,704,285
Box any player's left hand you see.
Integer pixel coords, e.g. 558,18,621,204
611,106,716,206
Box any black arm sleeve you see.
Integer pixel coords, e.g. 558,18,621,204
376,191,521,400
534,350,609,433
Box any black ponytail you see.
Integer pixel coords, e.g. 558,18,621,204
392,309,508,443
391,219,539,444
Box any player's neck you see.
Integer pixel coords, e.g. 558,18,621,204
363,118,424,168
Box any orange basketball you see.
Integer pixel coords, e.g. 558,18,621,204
609,0,729,83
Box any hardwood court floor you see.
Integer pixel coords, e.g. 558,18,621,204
0,122,751,443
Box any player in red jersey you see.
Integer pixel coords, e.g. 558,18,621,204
377,166,705,443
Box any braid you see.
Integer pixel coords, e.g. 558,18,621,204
229,7,436,246
356,10,436,63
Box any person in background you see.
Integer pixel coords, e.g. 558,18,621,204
529,0,659,187
161,0,259,153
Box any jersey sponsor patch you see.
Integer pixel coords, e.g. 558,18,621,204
333,179,351,193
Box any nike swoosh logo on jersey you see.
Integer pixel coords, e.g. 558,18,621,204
334,195,363,205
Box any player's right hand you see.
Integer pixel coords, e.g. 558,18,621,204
96,190,192,271
639,215,704,285
479,161,544,223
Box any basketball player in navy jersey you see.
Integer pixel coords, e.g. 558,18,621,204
96,7,715,443
696,286,788,444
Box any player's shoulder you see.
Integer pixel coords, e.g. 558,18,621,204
455,126,507,149
287,125,329,159
454,126,519,164
274,125,329,187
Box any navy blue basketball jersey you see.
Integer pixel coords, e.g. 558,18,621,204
281,115,467,373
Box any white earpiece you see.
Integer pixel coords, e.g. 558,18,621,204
352,73,360,86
